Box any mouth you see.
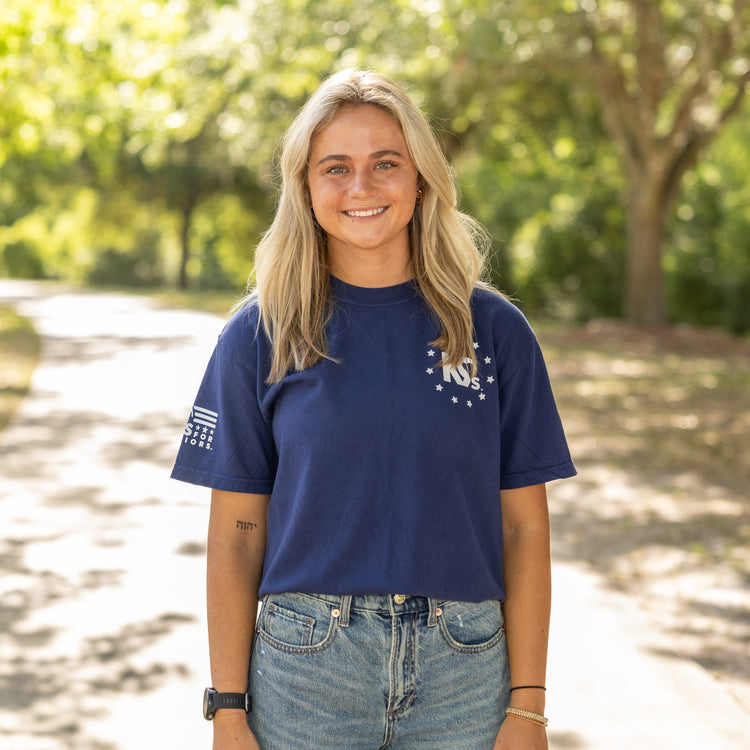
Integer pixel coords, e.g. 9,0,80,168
343,207,388,218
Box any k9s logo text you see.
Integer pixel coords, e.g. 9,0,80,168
441,355,481,391
425,345,496,409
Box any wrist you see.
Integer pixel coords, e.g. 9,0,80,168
508,685,545,713
203,686,251,721
505,706,548,728
212,709,250,725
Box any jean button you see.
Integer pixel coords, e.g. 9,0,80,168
393,594,406,604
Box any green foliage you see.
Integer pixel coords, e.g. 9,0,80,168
0,305,40,434
86,240,164,288
1,241,45,279
667,115,750,333
0,0,749,331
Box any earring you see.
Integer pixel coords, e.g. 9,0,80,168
416,189,424,205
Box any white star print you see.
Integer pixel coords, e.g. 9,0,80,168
426,341,491,409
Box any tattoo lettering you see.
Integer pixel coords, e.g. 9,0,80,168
236,520,257,531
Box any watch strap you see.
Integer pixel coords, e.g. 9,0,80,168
204,687,252,720
213,692,250,710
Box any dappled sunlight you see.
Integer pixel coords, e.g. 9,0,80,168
540,319,750,711
0,286,215,749
541,320,750,493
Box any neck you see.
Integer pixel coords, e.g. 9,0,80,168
327,252,413,289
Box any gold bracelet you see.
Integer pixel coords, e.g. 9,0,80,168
505,706,549,727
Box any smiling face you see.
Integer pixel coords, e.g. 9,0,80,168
307,105,420,286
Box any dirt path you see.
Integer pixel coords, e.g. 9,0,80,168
1,281,748,749
0,283,216,750
539,321,750,720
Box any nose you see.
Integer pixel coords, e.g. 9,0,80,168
349,167,375,196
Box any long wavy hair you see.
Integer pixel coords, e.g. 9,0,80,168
250,68,495,383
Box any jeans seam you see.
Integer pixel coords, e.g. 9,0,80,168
386,612,417,717
257,628,339,654
436,619,506,654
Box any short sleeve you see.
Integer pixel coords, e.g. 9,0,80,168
496,318,576,490
170,308,276,494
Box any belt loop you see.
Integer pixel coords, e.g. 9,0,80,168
338,595,352,627
256,594,269,630
428,597,438,627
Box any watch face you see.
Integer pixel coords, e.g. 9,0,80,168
203,687,216,720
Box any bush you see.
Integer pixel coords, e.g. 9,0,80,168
85,242,165,287
1,241,46,279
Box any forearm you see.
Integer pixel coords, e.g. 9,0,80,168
207,489,269,694
501,485,551,715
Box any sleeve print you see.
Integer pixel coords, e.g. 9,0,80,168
181,404,219,453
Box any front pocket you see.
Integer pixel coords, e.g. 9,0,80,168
437,599,506,653
258,595,339,654
264,602,315,647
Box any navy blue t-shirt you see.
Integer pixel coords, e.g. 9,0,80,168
171,277,576,601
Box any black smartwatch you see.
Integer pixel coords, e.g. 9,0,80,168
202,687,252,720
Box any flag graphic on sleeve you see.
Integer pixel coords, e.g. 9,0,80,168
192,405,218,428
183,404,217,451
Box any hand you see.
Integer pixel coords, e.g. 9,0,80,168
493,715,549,750
211,711,261,749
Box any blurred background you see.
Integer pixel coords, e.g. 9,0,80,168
2,0,750,331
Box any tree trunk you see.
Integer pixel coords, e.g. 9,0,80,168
177,201,194,290
623,177,668,325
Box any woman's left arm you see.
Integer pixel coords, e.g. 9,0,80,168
494,483,551,750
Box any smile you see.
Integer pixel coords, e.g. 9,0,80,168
344,207,387,218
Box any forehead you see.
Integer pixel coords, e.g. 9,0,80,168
311,105,407,152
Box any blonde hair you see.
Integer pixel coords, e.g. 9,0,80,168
250,68,495,383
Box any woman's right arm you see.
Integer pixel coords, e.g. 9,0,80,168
207,488,270,749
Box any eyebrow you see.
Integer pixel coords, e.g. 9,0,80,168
315,149,404,167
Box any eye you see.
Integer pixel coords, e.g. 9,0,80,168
375,161,396,170
325,165,347,175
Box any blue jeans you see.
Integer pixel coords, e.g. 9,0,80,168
248,593,510,749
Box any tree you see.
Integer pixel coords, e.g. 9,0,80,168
573,0,750,324
3,0,750,323
435,1,750,324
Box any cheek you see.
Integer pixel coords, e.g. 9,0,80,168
309,181,332,212
307,186,323,219
309,196,326,224
309,189,338,230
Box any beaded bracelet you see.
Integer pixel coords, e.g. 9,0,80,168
505,707,549,727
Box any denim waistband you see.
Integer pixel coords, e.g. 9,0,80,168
273,593,440,627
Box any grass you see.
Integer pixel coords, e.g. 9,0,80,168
0,305,40,435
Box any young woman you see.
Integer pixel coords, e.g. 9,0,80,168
172,68,576,750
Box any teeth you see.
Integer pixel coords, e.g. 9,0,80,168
346,207,386,218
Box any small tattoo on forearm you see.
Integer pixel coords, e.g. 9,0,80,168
236,520,257,531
